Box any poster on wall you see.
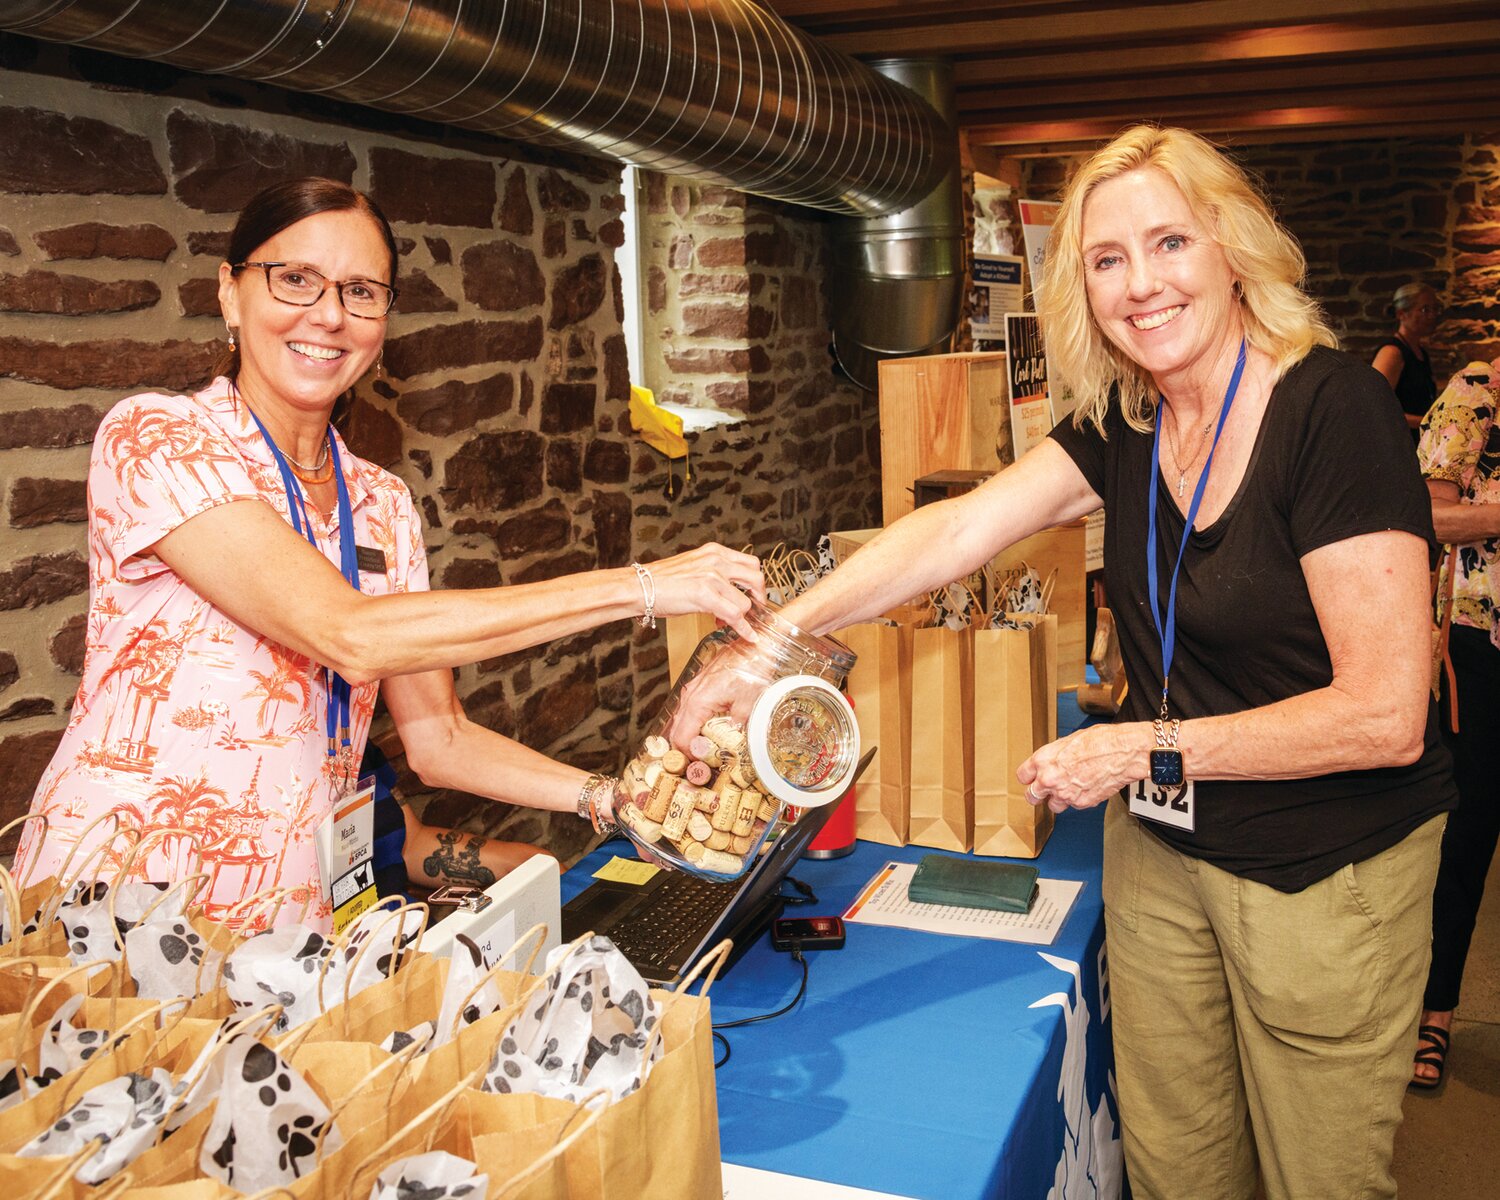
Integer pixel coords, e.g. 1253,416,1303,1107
970,253,1024,342
1018,199,1061,303
1005,313,1053,458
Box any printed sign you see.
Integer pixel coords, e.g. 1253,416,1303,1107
1018,199,1061,303
1006,313,1053,458
970,253,1024,341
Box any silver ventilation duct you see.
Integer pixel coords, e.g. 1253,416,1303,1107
3,1,963,380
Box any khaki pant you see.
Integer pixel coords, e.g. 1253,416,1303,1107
1102,800,1444,1200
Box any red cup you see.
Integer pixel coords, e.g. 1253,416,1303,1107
805,785,857,859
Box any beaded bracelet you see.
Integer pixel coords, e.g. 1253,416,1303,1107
576,773,619,835
631,561,656,629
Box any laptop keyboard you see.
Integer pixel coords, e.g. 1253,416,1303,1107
605,874,736,970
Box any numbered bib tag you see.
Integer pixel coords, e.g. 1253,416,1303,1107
1127,777,1196,831
315,776,379,933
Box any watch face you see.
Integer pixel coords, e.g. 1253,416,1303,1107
1150,749,1185,787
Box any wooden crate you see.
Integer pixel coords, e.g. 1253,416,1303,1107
877,352,1010,525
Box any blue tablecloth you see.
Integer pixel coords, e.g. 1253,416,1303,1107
563,695,1122,1199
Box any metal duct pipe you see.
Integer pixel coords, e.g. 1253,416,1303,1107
829,58,964,391
1,0,952,219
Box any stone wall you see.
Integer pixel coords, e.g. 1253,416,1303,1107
1019,133,1500,380
0,38,881,861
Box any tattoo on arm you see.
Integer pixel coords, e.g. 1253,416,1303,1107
422,830,498,888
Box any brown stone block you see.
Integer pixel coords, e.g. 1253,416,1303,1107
603,334,630,404
696,237,745,268
571,219,596,244
397,372,515,436
50,614,87,676
440,430,544,511
541,382,596,433
499,167,534,236
0,271,160,315
779,276,818,328
538,169,591,214
1454,227,1500,252
0,108,166,195
421,496,441,528
461,678,516,736
462,240,545,312
0,229,17,256
543,220,567,259
744,231,790,267
680,272,751,298
647,265,667,314
1455,204,1500,228
600,641,629,677
549,255,607,330
367,146,497,227
0,551,87,610
342,396,403,468
592,491,633,568
599,219,625,248
546,440,583,492
664,346,771,375
394,269,459,315
0,697,54,722
706,380,774,413
383,317,543,379
9,477,86,527
186,230,232,257
425,237,452,265
35,222,176,262
0,404,104,450
0,652,15,691
178,277,221,318
583,440,630,484
167,110,355,213
441,557,502,590
519,660,598,750
512,549,595,586
0,728,64,838
0,336,216,391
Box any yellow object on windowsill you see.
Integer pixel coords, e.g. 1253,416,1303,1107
629,383,692,495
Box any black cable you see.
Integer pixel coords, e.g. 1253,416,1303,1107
782,876,818,906
713,1030,731,1068
712,948,809,1036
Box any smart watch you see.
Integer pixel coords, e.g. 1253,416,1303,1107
1150,717,1184,787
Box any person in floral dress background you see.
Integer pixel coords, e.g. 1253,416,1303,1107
17,177,763,930
1411,358,1500,1087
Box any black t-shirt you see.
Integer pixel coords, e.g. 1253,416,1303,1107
1050,346,1456,892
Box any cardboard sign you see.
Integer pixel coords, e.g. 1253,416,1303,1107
1005,313,1053,458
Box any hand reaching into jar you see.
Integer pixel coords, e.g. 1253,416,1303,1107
636,543,766,642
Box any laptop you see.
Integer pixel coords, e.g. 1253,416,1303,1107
562,747,875,987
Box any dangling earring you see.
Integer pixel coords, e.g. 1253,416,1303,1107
375,353,384,379
225,322,237,352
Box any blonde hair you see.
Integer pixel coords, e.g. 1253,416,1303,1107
1038,125,1336,434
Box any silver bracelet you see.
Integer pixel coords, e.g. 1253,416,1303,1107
631,561,656,629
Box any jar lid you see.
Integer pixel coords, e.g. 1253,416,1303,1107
746,675,860,808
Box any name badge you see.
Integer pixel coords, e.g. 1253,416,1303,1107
314,777,380,933
356,545,388,574
1126,778,1196,831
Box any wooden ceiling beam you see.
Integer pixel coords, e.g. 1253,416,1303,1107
952,20,1500,85
806,0,1494,57
957,49,1500,110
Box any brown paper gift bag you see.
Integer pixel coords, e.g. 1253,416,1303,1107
665,612,718,682
973,615,1056,858
906,625,974,853
836,622,913,847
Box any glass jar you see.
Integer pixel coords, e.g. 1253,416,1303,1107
614,600,860,880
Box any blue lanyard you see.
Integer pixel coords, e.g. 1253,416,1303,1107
243,397,361,773
1145,339,1247,721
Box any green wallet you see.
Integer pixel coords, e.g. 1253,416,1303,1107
908,856,1040,914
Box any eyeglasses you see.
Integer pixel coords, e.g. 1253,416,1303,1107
232,261,397,318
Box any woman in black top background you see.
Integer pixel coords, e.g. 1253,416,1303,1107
1373,281,1441,432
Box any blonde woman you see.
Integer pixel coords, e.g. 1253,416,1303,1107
777,126,1454,1198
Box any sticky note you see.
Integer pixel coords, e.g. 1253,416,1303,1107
593,856,661,885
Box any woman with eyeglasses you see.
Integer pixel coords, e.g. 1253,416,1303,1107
1373,281,1441,433
16,177,762,930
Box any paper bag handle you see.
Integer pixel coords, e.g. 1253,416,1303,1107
348,1056,493,1196
489,1087,611,1200
0,811,50,893
310,1030,431,1159
321,900,430,1013
37,811,135,930
444,921,550,1040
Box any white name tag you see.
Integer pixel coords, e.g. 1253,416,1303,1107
1127,778,1196,831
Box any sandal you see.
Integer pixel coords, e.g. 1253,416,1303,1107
1409,1023,1451,1091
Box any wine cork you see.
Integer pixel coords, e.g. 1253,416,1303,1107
698,849,742,875
711,782,741,831
680,840,706,864
661,788,696,841
661,749,688,776
689,735,715,761
685,760,712,787
645,774,679,823
691,787,719,815
705,830,733,852
643,735,670,760
729,762,757,788
756,795,777,822
731,833,754,856
687,810,714,843
732,793,758,838
702,717,744,752
618,805,663,843
643,761,664,788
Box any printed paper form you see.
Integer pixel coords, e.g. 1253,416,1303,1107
842,861,1083,946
